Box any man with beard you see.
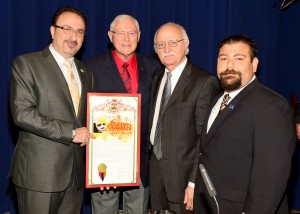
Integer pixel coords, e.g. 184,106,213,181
193,35,295,214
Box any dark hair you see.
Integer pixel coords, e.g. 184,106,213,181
219,35,258,61
51,7,86,27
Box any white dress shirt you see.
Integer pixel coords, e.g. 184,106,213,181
150,57,187,144
49,44,82,94
206,75,256,133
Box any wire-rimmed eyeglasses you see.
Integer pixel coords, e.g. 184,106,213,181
110,31,139,38
53,25,85,37
154,39,185,49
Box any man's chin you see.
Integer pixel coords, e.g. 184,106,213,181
221,77,241,90
222,82,241,91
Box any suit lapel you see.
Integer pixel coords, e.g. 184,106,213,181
204,102,235,144
149,70,164,127
203,79,259,146
200,94,221,145
74,60,87,119
136,54,147,94
41,48,74,113
151,62,192,119
107,52,128,93
165,62,192,111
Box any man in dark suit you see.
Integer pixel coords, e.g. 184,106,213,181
193,35,296,214
87,14,161,214
9,7,95,214
148,22,219,214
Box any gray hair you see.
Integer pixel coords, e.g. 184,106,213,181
110,14,140,32
154,22,189,55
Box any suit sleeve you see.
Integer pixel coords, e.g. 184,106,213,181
190,76,220,183
295,101,300,123
244,99,296,213
10,56,74,145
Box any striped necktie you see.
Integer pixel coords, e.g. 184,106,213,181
219,94,231,112
122,62,132,93
153,72,172,160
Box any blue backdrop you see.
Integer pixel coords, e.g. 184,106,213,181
1,0,300,213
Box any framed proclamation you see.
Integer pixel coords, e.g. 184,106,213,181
86,93,141,188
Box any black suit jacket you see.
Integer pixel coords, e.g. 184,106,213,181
87,52,161,187
194,78,296,214
295,101,300,123
148,61,220,203
9,47,94,192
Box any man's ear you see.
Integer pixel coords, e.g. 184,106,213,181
252,57,259,73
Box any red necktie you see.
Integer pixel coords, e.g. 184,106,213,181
122,63,132,93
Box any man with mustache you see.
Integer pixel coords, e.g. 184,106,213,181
148,22,219,213
193,35,295,214
9,7,95,214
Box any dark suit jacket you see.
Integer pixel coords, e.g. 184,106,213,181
194,78,296,214
87,52,161,187
9,47,94,192
148,61,220,203
295,101,300,123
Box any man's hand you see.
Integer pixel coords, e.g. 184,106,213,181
184,185,194,211
72,127,95,147
100,186,117,191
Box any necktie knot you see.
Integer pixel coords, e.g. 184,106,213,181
122,62,129,70
64,60,74,80
121,62,132,93
64,60,72,69
166,71,172,80
219,93,231,112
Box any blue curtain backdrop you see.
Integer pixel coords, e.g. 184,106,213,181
1,0,300,213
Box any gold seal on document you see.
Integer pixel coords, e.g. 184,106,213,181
98,163,107,172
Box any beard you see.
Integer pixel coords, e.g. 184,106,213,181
219,69,242,92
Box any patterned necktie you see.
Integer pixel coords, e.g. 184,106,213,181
64,60,80,115
122,62,132,93
153,72,172,160
219,94,231,112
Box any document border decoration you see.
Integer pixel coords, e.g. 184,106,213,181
86,93,141,188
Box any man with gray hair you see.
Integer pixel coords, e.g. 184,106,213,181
87,14,161,214
148,22,219,213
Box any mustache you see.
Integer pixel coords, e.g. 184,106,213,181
219,69,241,77
163,52,176,57
65,40,78,45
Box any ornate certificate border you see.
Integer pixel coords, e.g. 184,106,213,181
86,93,141,188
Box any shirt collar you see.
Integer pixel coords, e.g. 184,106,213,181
165,57,187,77
225,75,256,99
112,50,136,72
49,44,74,65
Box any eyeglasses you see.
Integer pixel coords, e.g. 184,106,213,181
54,25,85,37
110,31,139,38
154,39,185,49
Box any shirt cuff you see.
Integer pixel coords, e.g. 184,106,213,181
188,182,195,188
